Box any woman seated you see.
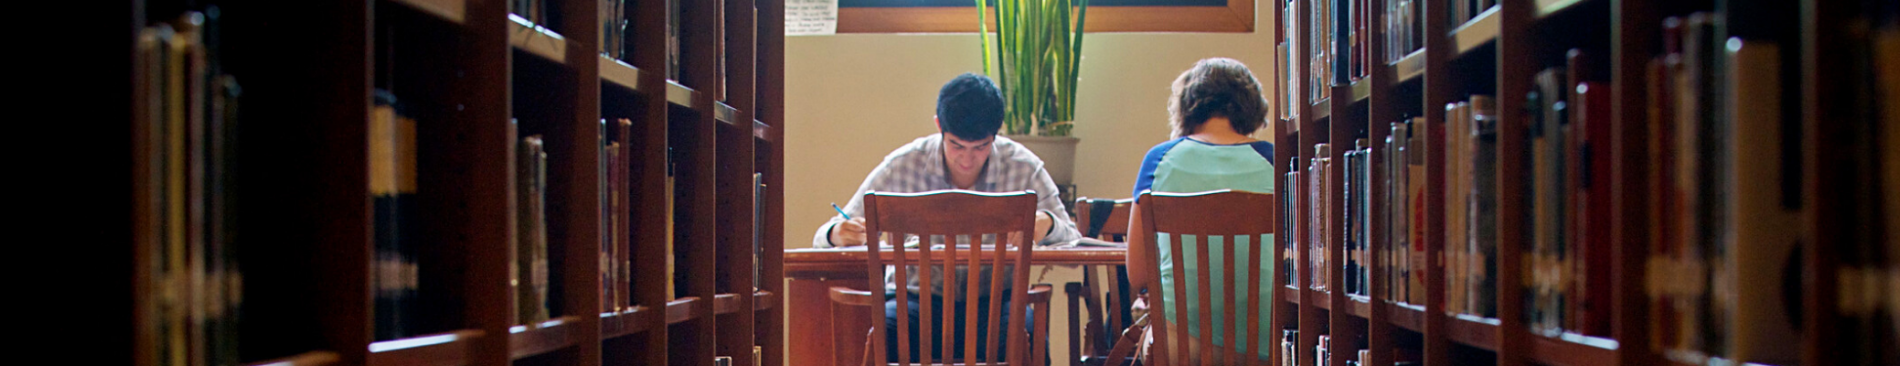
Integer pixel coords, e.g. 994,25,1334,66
1126,57,1276,361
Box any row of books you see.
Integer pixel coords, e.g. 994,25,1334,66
1295,142,1376,296
1385,0,1423,63
1292,0,1375,106
1380,117,1428,308
1642,13,1803,364
1520,50,1614,338
1439,95,1501,321
138,8,244,366
1447,0,1494,30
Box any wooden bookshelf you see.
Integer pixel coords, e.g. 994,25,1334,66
1268,0,1868,364
666,297,703,325
601,306,656,340
508,316,584,360
247,351,343,366
1391,50,1426,84
1350,80,1372,104
753,291,776,311
125,0,785,365
1450,7,1501,58
1533,0,1588,18
1345,296,1372,319
666,80,699,108
600,57,645,92
368,330,485,366
1527,333,1617,366
509,14,569,64
390,0,466,24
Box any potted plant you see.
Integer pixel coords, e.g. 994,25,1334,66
977,0,1087,185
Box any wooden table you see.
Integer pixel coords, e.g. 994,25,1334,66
785,246,1127,366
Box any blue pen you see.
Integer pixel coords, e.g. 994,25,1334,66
831,203,852,220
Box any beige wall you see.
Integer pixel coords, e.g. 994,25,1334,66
781,5,1280,362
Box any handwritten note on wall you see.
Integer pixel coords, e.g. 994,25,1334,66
786,0,838,35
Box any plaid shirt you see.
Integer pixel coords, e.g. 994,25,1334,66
813,134,1082,295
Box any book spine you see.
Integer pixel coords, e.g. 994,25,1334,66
1470,96,1498,318
1407,117,1426,306
1720,38,1801,364
518,134,551,324
372,90,421,341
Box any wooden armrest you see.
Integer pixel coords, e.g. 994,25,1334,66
1027,284,1054,304
828,287,882,307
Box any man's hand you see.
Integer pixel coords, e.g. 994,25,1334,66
1032,211,1053,244
830,217,868,247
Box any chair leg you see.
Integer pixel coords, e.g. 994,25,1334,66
864,327,877,366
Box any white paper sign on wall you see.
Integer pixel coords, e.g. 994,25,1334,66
786,0,838,35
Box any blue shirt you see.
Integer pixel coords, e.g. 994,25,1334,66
1132,137,1276,359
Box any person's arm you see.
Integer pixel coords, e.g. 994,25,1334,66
812,157,892,248
1029,167,1079,245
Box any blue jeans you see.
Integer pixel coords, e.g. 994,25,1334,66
884,293,1036,363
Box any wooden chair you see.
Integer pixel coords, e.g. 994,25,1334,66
1068,197,1136,366
828,190,1054,366
1106,189,1278,366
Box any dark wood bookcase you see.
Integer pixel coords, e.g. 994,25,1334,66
1269,0,1887,365
123,0,786,365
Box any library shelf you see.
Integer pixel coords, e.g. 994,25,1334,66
1350,81,1371,104
1527,332,1618,366
1446,313,1500,351
665,80,698,109
600,305,655,340
1390,49,1421,84
1534,0,1590,19
246,351,341,366
1392,50,1427,85
388,0,465,24
506,316,583,360
367,330,485,366
1345,295,1371,319
1310,290,1333,311
1281,286,1300,305
1389,302,1426,332
665,297,702,325
507,14,568,65
1451,7,1501,59
754,290,776,311
715,102,739,126
713,293,741,315
754,120,773,142
600,57,645,92
1313,99,1333,120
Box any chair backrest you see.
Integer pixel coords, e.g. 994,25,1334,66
861,190,1040,366
1133,189,1278,366
1073,197,1134,241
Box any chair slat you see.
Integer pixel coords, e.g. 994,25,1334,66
917,237,932,366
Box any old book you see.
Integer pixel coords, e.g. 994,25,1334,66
1468,95,1498,318
518,133,551,324
1719,38,1801,364
372,90,421,341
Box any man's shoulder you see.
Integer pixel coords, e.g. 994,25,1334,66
990,135,1046,168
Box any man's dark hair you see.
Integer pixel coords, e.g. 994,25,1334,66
936,73,1006,141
